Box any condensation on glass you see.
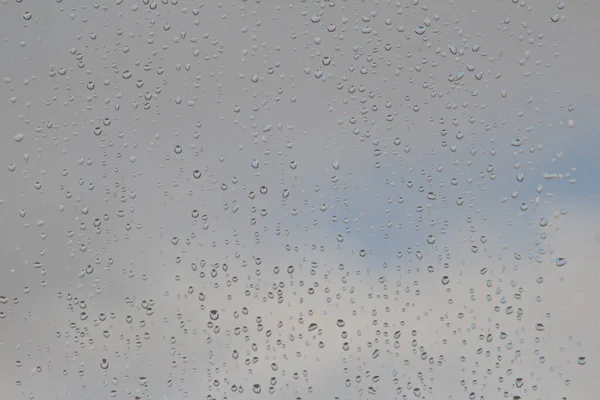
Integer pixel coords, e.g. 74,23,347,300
1,0,598,399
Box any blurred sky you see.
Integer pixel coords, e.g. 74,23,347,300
1,0,599,399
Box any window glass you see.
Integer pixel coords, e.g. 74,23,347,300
1,1,597,399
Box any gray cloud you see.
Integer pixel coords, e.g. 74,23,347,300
1,0,599,399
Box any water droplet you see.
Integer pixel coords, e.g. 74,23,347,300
515,378,524,388
555,258,568,267
535,323,545,331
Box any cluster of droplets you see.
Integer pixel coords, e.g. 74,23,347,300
0,0,591,399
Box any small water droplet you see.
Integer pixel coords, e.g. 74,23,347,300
555,257,568,267
535,323,545,331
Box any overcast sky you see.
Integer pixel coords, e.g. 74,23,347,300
1,0,599,399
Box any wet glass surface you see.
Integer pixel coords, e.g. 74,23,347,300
1,1,599,399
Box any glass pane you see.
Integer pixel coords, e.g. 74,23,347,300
1,1,597,399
